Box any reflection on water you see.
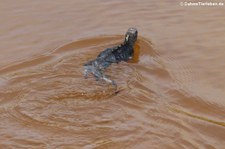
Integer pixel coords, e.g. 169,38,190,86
1,0,225,148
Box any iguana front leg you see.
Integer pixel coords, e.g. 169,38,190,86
83,62,116,87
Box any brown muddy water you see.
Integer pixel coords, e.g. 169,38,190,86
0,0,225,148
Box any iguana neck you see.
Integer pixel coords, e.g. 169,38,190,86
123,39,135,48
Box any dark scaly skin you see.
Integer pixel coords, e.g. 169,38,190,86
83,27,138,86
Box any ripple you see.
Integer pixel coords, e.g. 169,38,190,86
0,35,186,148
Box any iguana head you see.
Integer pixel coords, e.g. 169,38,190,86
124,27,138,46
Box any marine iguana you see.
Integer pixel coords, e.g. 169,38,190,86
83,27,138,86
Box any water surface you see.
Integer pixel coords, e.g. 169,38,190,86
0,0,225,148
